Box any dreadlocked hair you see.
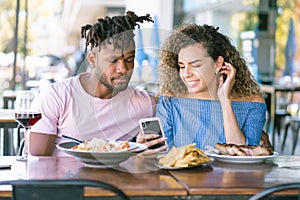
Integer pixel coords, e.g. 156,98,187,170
158,24,261,97
81,11,153,53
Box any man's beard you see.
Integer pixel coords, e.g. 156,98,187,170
96,69,132,95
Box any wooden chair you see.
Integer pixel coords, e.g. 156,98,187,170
272,91,292,148
263,90,291,148
249,183,300,200
0,179,129,200
281,103,300,154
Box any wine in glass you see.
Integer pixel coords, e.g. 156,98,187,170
14,90,41,161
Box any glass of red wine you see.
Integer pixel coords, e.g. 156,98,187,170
14,90,41,161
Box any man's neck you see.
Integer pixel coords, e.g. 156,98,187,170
79,73,114,99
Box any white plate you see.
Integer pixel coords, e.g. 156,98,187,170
56,141,147,166
204,151,279,164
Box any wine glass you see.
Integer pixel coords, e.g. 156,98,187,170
14,90,41,161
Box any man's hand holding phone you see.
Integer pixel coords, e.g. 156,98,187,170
137,117,168,154
137,133,167,154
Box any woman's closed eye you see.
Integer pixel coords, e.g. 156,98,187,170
178,63,201,69
178,64,185,69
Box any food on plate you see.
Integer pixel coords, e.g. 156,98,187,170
215,143,274,156
71,138,130,152
158,143,213,168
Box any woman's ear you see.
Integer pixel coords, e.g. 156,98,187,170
214,56,224,73
216,56,224,67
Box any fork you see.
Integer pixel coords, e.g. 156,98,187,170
62,135,83,143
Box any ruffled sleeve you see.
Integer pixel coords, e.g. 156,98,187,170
155,96,174,147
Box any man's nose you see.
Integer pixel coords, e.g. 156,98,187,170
116,59,127,73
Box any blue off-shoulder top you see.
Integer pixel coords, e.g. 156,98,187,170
156,96,267,149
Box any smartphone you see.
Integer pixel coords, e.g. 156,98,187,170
139,117,167,150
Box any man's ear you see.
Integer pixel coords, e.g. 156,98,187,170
88,51,96,66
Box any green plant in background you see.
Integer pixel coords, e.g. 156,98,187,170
233,0,259,52
276,0,299,75
0,0,46,56
234,0,299,77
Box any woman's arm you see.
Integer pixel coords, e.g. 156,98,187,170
218,62,246,144
221,100,246,144
217,62,266,145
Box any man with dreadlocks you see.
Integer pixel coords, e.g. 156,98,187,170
29,11,167,156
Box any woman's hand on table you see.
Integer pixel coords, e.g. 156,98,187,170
260,131,272,147
136,132,168,154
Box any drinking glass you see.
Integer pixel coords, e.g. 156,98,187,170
14,90,41,161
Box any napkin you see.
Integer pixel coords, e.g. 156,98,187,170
269,156,300,168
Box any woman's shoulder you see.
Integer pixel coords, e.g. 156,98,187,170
232,93,265,104
157,95,215,105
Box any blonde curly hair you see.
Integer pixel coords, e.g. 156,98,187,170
158,24,261,97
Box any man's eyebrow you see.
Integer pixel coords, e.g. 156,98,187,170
121,51,135,59
125,54,135,59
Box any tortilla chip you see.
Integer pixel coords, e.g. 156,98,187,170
159,146,187,167
158,143,213,168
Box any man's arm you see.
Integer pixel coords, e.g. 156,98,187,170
29,132,56,156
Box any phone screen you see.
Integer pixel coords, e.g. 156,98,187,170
140,119,166,149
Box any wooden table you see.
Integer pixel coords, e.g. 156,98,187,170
0,156,186,198
0,109,19,155
0,155,299,199
170,156,300,197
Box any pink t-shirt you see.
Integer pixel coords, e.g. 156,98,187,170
31,73,156,155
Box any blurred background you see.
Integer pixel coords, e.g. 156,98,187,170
0,0,299,95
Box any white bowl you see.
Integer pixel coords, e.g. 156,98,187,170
56,141,147,166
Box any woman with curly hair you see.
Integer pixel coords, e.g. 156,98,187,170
156,24,267,149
